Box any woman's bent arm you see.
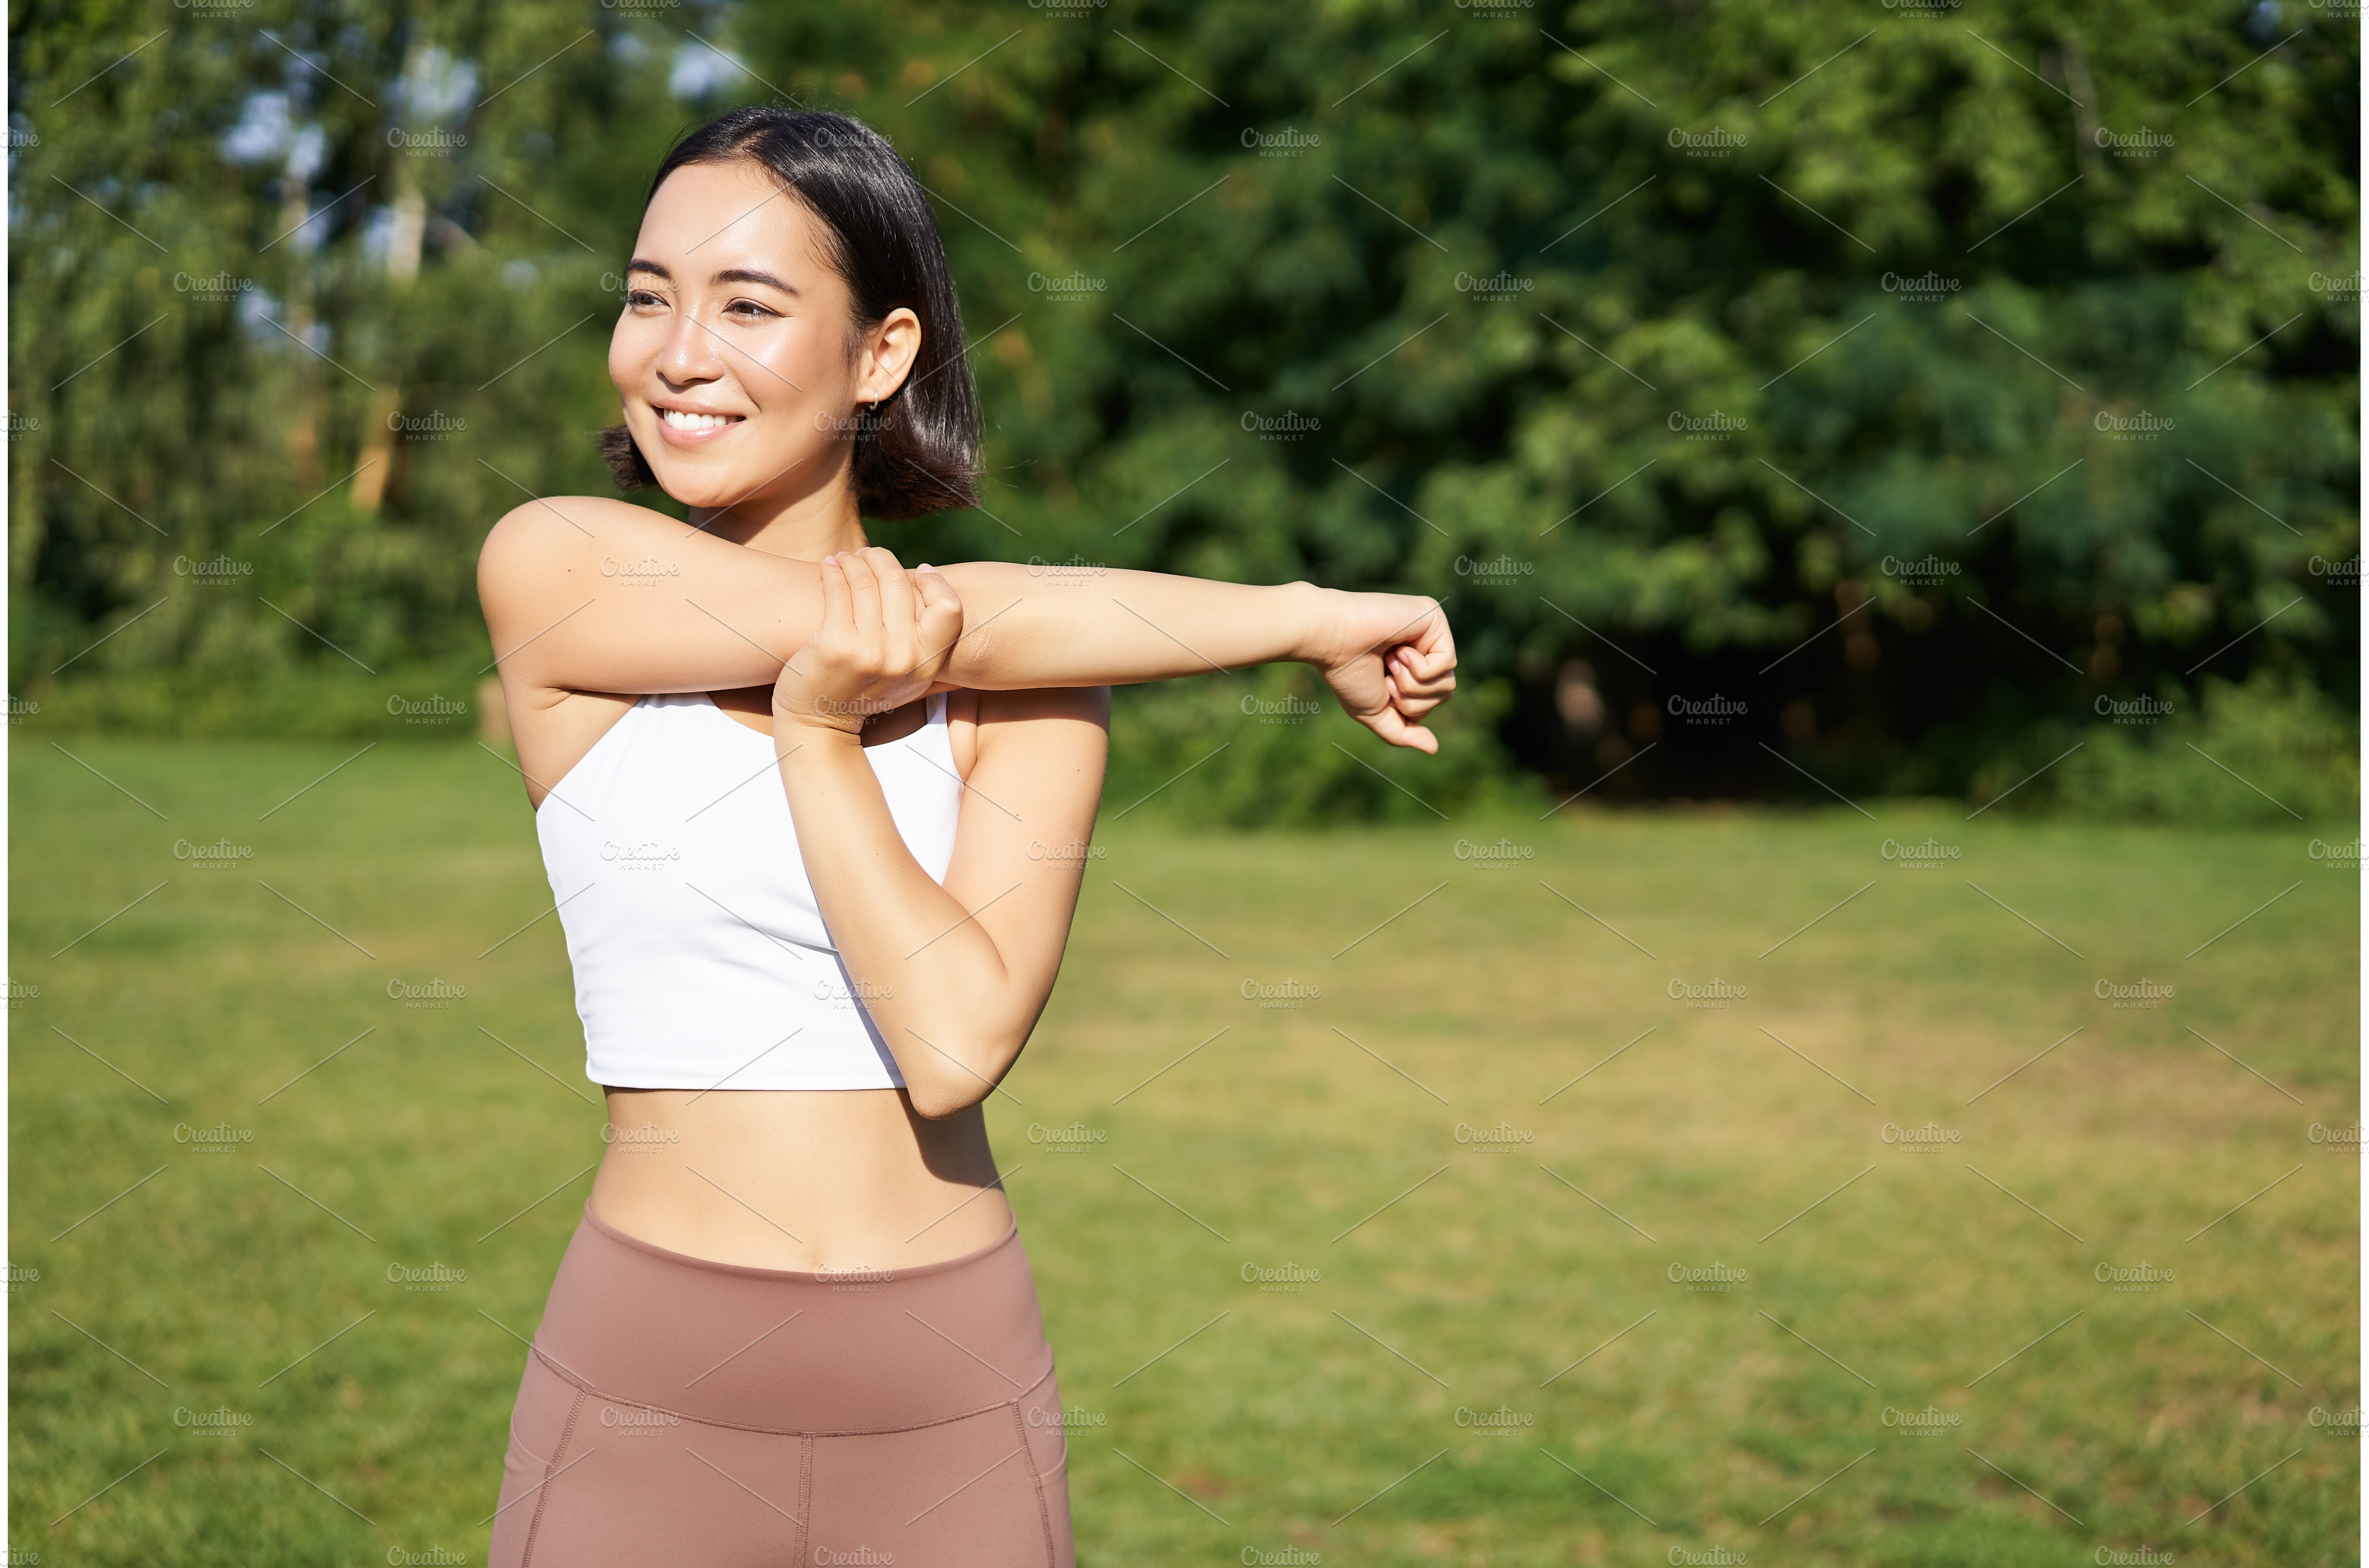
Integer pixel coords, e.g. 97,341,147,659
775,686,1108,1118
765,557,1104,1117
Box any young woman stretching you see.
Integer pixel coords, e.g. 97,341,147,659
477,107,1456,1566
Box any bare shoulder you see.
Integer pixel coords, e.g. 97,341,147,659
476,494,687,605
478,496,689,740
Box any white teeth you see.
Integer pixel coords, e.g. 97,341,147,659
661,409,737,431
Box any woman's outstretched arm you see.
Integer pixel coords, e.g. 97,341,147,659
478,495,1457,752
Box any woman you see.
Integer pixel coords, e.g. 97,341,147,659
478,106,1455,1566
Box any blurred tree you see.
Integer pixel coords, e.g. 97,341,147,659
10,1,686,713
9,0,2358,820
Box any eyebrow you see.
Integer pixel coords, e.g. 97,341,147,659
624,259,801,295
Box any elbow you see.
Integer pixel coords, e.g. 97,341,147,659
906,1061,1007,1119
899,1023,1024,1120
906,1083,985,1121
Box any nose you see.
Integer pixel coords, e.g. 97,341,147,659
658,299,729,392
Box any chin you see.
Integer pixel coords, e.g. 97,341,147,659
624,431,730,507
648,467,751,510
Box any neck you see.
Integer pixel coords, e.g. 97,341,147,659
686,467,870,560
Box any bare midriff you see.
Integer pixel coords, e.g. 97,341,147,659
587,1088,1014,1273
569,688,1009,1273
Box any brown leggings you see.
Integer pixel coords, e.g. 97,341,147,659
489,1204,1075,1567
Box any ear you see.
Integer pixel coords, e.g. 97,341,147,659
854,307,923,405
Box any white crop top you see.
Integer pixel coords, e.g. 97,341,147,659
533,692,963,1090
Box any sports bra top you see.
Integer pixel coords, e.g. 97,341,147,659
532,691,963,1090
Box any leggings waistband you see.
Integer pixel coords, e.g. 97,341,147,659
577,1198,1024,1281
531,1203,1056,1435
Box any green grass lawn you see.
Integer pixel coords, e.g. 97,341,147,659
9,736,2359,1565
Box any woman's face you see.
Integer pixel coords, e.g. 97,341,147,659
609,157,918,513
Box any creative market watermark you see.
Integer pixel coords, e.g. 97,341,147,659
599,839,681,872
175,271,255,301
2095,1261,2172,1293
1454,1119,1535,1151
813,976,893,1012
1456,270,1535,303
1024,555,1108,584
390,409,466,441
387,126,468,158
174,838,253,870
2093,409,2172,442
598,1403,682,1436
1026,1120,1107,1152
1242,694,1321,725
1454,553,1533,584
1880,837,1959,869
1667,977,1746,1010
1667,126,1746,159
1882,270,1960,303
1241,126,1320,158
174,1405,255,1436
2308,1122,2362,1154
599,554,680,586
174,1121,254,1153
1028,838,1108,863
1669,409,1746,442
387,977,465,1010
1241,409,1320,443
1882,553,1961,586
2093,126,2173,158
1666,693,1746,727
389,692,469,727
1880,1403,1961,1437
1668,1260,1747,1293
387,1262,467,1294
1241,1260,1321,1293
1028,269,1106,303
2094,977,2172,1010
1453,1403,1535,1434
2095,694,2172,725
1241,977,1320,1010
1453,837,1533,869
1879,1120,1961,1152
175,553,254,586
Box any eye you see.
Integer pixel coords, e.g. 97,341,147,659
724,298,781,321
624,288,666,310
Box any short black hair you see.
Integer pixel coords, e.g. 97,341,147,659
602,107,981,520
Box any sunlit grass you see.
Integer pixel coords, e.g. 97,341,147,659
10,739,2358,1565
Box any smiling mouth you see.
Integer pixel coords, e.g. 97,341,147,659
658,409,743,432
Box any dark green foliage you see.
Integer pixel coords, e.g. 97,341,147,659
10,1,2357,820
